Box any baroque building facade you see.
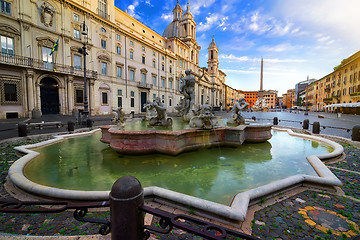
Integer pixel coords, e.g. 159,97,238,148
0,0,226,119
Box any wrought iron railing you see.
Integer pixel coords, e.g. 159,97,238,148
0,198,259,239
0,53,97,78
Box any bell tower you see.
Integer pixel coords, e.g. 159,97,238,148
181,0,196,41
207,36,219,76
173,0,183,21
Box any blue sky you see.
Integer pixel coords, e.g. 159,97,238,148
114,0,360,95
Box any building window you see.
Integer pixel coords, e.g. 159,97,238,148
169,80,172,89
101,39,106,49
130,40,134,47
153,51,156,56
343,88,346,96
142,73,146,85
161,78,165,88
153,94,156,99
102,92,108,105
161,64,164,71
161,95,165,103
1,35,14,55
169,98,172,106
152,76,156,86
118,89,122,96
169,66,172,73
152,60,156,68
73,29,80,39
142,56,145,64
162,56,164,60
74,55,81,70
100,27,106,33
98,0,107,19
4,83,17,102
118,97,122,107
116,66,122,78
75,89,84,103
0,0,11,15
73,13,79,21
142,46,145,51
130,91,135,107
101,62,107,75
130,51,134,60
130,69,135,81
42,47,53,69
116,34,121,40
116,46,121,55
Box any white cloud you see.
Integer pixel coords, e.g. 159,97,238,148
272,0,360,46
219,54,306,63
197,14,229,32
189,0,216,15
127,0,140,18
258,43,297,53
161,13,172,22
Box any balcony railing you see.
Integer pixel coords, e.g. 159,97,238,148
350,92,360,97
137,82,153,89
0,53,97,78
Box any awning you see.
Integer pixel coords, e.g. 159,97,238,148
324,102,360,108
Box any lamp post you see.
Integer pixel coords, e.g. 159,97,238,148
78,20,91,127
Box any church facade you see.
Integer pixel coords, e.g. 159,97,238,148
0,0,226,119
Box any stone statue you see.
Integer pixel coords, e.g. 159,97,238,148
253,98,269,112
143,101,157,121
112,107,125,128
179,69,196,120
148,97,172,127
232,98,249,125
189,102,217,129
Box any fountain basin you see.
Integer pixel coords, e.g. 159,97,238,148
101,123,272,155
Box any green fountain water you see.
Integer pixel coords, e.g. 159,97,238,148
24,130,333,205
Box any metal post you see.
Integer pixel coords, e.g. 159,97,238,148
109,176,144,240
313,121,320,134
273,117,278,125
18,122,27,137
67,121,75,132
303,119,309,130
82,42,89,120
352,125,360,141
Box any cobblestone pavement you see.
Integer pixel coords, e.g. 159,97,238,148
0,112,359,239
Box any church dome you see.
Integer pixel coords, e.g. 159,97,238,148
162,21,179,38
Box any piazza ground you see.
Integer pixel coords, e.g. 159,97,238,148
0,110,359,239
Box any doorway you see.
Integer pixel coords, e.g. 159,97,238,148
140,92,147,112
40,78,60,114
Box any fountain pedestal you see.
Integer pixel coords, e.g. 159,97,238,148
101,123,272,156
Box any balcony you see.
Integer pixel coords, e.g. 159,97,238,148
350,92,360,97
137,82,153,89
323,97,333,102
0,53,97,78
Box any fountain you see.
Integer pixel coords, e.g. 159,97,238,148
101,70,272,155
7,70,344,224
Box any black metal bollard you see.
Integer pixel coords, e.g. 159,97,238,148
313,121,320,134
67,121,75,132
273,117,278,125
252,116,256,121
352,125,360,141
303,119,309,130
110,176,144,240
86,118,92,128
18,122,27,137
304,110,308,116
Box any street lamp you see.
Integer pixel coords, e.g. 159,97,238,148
78,20,92,127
